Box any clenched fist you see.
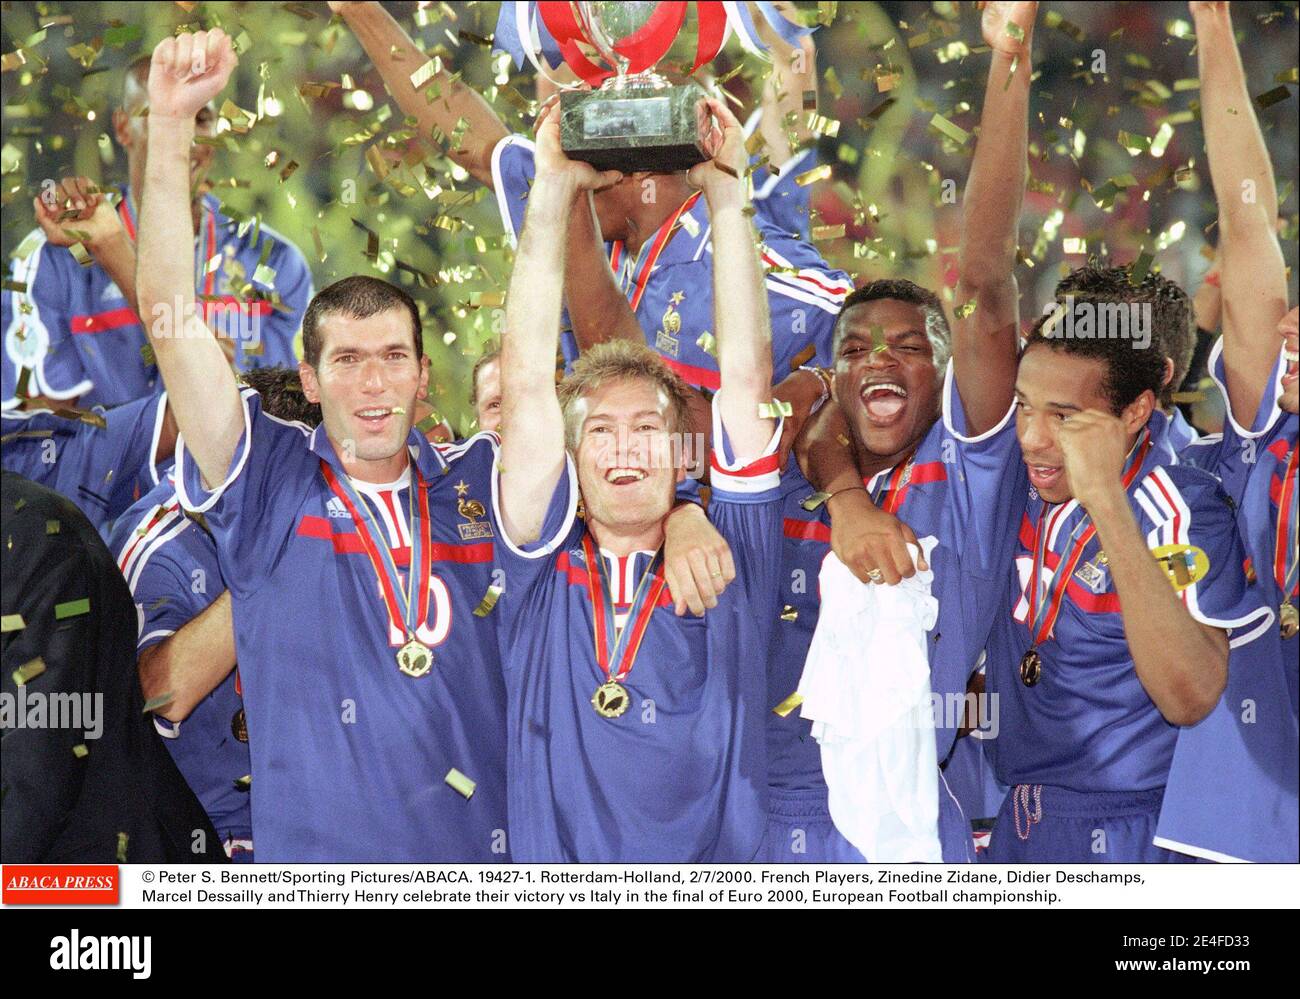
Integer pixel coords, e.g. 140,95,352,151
147,28,238,122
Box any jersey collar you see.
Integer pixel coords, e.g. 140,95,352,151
308,423,449,482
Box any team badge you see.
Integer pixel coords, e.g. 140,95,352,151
1150,543,1209,592
1074,560,1108,593
655,291,684,358
454,480,493,540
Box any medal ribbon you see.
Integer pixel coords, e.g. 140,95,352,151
320,460,432,644
867,456,914,516
625,192,703,312
1275,443,1299,598
1027,431,1152,645
581,534,668,684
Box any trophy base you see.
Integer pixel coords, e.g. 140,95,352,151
560,81,708,175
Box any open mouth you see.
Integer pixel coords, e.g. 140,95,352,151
1283,346,1299,387
1024,461,1063,492
605,467,648,486
859,381,909,426
355,407,398,432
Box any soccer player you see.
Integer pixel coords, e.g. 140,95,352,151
1151,1,1297,863
1,52,313,411
136,29,740,860
983,269,1275,863
490,94,783,861
136,28,510,862
1,390,174,534
765,0,1037,862
108,367,323,862
329,1,853,390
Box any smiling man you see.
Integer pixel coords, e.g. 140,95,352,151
982,275,1275,863
490,96,784,862
134,29,509,861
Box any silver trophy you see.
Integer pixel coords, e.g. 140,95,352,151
559,1,708,173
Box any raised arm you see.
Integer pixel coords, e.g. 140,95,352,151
564,189,646,349
331,1,508,188
754,1,817,168
497,105,621,545
690,97,774,462
953,1,1036,435
1192,1,1288,420
136,30,243,489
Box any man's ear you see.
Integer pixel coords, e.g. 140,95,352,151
418,354,431,399
112,108,133,150
1121,389,1156,434
1160,356,1175,388
298,360,320,404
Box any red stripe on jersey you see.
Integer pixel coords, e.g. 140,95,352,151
661,356,721,391
710,450,781,478
784,517,830,543
910,461,947,485
72,307,141,335
118,502,180,572
296,516,492,563
1064,579,1121,614
760,253,851,297
1267,439,1291,462
1018,512,1035,550
1270,475,1283,505
555,550,671,605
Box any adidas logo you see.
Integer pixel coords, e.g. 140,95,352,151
101,281,124,302
326,497,350,519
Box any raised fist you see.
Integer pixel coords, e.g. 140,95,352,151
147,28,237,121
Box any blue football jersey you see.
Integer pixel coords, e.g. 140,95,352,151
489,135,851,390
175,390,508,862
1,393,167,532
109,475,252,848
771,364,1026,861
3,188,313,409
986,409,1275,793
1154,337,1299,862
489,401,784,862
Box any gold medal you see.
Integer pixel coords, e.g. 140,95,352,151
1281,603,1299,641
231,708,248,743
1020,648,1042,687
397,638,433,678
591,679,630,718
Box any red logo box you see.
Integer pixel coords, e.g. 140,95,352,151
2,865,119,905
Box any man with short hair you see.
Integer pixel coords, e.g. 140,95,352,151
135,29,510,861
983,274,1274,863
2,54,312,410
490,95,784,861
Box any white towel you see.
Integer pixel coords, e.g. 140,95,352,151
797,538,942,862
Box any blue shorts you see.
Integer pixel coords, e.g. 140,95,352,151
759,777,974,863
987,785,1194,863
758,788,866,863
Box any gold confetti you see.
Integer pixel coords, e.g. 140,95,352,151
1129,251,1154,285
116,832,129,862
0,614,25,633
759,401,794,419
780,605,799,623
801,492,831,512
772,691,804,717
445,768,476,799
696,331,716,357
409,58,440,91
234,775,252,792
68,242,94,267
73,744,89,758
812,224,846,241
13,657,45,686
472,585,502,618
45,519,61,535
928,113,970,146
954,298,978,319
1,49,27,73
54,597,90,620
1255,86,1292,110
795,163,832,187
1171,390,1206,404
